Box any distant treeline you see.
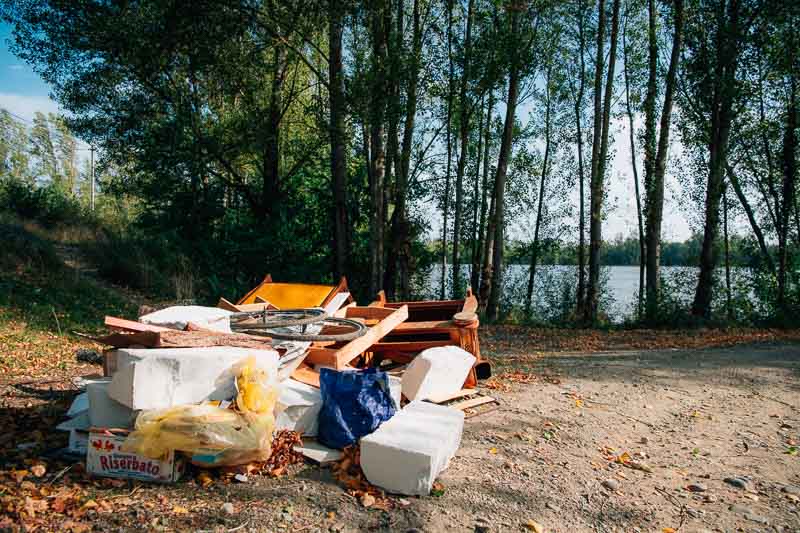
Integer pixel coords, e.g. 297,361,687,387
500,234,759,268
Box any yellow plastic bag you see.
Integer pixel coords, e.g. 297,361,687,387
121,356,279,467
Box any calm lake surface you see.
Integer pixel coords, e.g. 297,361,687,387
423,265,745,322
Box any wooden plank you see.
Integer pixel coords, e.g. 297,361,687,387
449,396,497,411
344,306,395,320
217,297,242,312
385,300,464,309
370,340,453,352
461,295,479,314
333,305,408,369
291,364,320,388
304,347,339,367
393,320,453,331
426,388,477,404
93,329,275,349
104,316,170,333
333,302,357,318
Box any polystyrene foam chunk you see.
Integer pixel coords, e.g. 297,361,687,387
139,305,233,333
401,346,476,401
388,375,402,409
360,401,464,496
276,379,322,436
106,347,279,410
88,380,134,428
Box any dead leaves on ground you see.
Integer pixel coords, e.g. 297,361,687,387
332,446,393,510
601,447,654,474
485,371,561,391
484,324,800,355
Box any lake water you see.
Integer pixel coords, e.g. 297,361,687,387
422,264,745,322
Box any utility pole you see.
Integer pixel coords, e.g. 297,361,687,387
89,145,95,211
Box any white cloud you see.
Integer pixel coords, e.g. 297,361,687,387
0,92,60,123
8,64,25,71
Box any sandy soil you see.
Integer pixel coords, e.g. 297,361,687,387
2,337,799,532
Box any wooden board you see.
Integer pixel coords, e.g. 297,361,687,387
216,297,241,312
426,388,478,404
370,340,454,353
305,305,409,370
104,316,170,333
291,364,320,388
449,395,497,411
92,329,274,350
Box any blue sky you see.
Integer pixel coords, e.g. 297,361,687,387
0,22,60,122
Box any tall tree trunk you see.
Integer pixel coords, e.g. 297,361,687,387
329,0,349,279
726,164,775,272
486,8,522,321
778,75,797,312
452,0,475,298
388,0,422,300
384,0,404,292
470,94,485,292
574,0,588,315
440,0,455,299
586,0,620,323
644,0,683,321
723,186,733,319
525,65,553,316
692,0,741,318
264,45,287,217
478,92,495,308
622,8,645,320
369,1,390,296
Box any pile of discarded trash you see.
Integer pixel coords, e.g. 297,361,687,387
59,275,494,496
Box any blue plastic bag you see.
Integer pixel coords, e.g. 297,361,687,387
317,367,396,449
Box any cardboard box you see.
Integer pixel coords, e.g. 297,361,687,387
87,429,183,483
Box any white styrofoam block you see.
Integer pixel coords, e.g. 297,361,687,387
360,401,464,496
389,375,402,409
293,440,343,464
401,346,476,401
276,379,322,436
139,306,233,333
88,380,134,428
67,392,89,417
107,347,279,410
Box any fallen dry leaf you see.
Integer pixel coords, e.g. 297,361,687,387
31,464,46,478
172,505,189,514
524,519,544,532
360,494,376,508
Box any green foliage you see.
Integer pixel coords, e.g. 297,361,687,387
0,217,136,332
0,177,83,228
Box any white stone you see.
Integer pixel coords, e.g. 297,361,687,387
360,400,464,496
139,305,233,333
276,379,322,436
401,346,476,401
106,347,279,410
88,380,134,428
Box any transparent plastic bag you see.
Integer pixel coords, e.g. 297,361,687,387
121,356,279,466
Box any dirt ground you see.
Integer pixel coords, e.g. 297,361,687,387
2,330,799,532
